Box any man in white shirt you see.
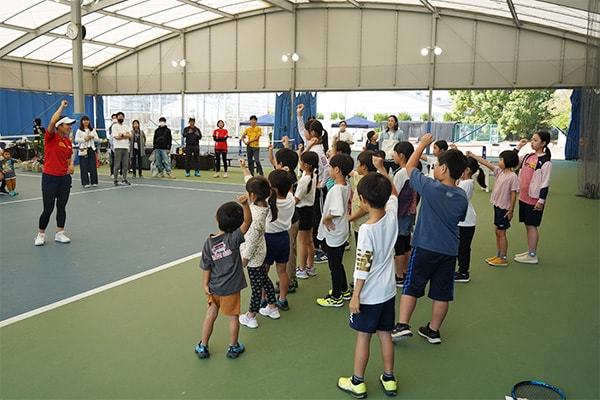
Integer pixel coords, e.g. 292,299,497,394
112,111,132,186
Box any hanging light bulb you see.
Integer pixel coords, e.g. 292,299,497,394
291,53,299,62
433,46,442,56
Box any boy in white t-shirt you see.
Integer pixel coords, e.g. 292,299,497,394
316,154,354,307
337,157,399,399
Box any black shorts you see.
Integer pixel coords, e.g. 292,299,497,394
349,296,395,334
264,231,290,265
297,205,314,231
493,206,511,230
402,247,455,302
394,234,412,255
519,200,544,227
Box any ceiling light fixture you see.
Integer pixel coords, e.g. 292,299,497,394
420,46,442,56
281,52,299,62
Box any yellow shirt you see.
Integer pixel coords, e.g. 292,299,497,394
243,126,262,148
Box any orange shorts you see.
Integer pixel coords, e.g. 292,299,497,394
207,292,241,316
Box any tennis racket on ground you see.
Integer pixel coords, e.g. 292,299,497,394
511,380,566,400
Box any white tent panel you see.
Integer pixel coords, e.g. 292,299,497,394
84,47,127,68
111,0,182,19
0,28,26,50
3,1,68,29
167,11,221,29
24,38,70,63
119,27,172,48
143,4,203,25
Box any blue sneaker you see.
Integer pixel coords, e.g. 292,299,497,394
194,171,200,177
227,341,245,359
185,172,190,177
195,341,210,359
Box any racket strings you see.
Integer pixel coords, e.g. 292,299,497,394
513,383,565,400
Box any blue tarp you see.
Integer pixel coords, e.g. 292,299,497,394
331,115,379,128
239,113,275,126
273,92,317,148
0,89,99,138
565,89,581,160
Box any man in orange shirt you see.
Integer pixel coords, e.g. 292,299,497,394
241,115,263,176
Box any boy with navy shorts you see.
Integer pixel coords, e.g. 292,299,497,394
337,157,399,399
391,134,468,344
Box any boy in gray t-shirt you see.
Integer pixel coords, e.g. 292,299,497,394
195,196,251,360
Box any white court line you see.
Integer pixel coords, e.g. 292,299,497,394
0,251,202,328
0,175,243,205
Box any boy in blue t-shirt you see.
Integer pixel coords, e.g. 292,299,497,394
391,134,468,344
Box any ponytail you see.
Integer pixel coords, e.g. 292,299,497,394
536,131,552,159
268,188,278,222
475,167,487,189
308,120,329,153
466,156,487,189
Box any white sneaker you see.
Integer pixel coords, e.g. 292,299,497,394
296,267,309,280
55,231,71,243
34,232,46,246
259,306,280,319
514,250,530,258
306,266,317,276
514,253,539,264
239,313,258,329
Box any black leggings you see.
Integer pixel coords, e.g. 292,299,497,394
39,181,71,230
214,149,228,172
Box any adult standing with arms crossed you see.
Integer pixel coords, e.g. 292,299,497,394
112,111,132,186
241,115,263,176
183,117,202,177
34,100,75,246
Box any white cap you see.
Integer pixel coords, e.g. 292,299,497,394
55,116,76,128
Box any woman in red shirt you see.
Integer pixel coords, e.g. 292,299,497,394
34,100,76,246
212,120,229,178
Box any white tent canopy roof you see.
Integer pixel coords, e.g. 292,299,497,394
0,0,597,69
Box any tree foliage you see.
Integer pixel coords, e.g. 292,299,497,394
353,112,367,119
448,89,555,140
330,112,345,120
316,112,324,120
547,89,572,132
397,112,412,121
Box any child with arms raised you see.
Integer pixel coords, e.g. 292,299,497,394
348,150,377,244
337,157,399,399
316,154,354,307
238,159,280,328
195,195,251,359
391,141,419,287
294,150,319,279
466,150,519,267
391,134,468,344
454,156,487,282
